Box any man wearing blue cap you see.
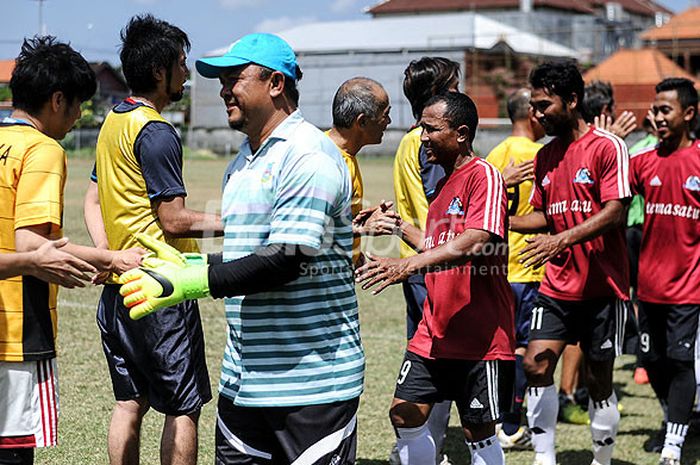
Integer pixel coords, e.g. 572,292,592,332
118,33,364,464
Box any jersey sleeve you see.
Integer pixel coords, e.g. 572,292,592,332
464,161,508,239
15,141,65,230
135,122,187,201
596,133,631,203
269,151,346,250
393,131,429,228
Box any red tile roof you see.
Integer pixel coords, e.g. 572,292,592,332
641,7,700,41
583,48,695,85
368,0,670,17
0,60,14,83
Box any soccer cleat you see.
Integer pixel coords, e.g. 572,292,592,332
559,401,590,425
658,456,681,465
498,426,533,450
437,454,452,465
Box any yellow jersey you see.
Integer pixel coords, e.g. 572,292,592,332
95,101,198,254
0,119,64,361
325,131,363,264
486,136,544,283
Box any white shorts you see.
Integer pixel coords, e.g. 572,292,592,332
0,359,59,448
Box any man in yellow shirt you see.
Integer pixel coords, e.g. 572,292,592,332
326,77,397,266
486,88,545,449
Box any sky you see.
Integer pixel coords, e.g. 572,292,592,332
1,0,693,65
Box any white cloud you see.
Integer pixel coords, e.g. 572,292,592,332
253,16,316,33
219,0,262,9
330,0,362,13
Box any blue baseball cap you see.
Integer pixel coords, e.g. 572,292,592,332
196,33,298,81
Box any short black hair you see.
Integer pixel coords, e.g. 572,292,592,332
529,61,584,110
656,78,698,111
10,36,96,114
258,65,303,106
424,92,479,144
583,80,614,123
119,14,190,94
403,57,460,120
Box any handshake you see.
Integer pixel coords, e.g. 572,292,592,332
117,234,211,320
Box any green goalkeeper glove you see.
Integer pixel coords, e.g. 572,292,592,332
119,234,210,320
119,257,210,320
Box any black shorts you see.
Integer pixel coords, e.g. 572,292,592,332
511,282,540,348
393,351,514,425
96,284,212,415
638,301,700,363
528,293,628,361
214,395,359,465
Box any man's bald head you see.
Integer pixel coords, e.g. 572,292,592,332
332,77,388,129
507,88,532,123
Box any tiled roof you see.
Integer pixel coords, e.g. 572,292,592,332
368,0,670,17
583,48,695,85
641,7,700,41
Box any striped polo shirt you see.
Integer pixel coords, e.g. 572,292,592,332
220,110,364,407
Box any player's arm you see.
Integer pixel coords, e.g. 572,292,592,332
84,179,108,249
520,199,627,268
15,224,143,275
155,196,223,238
0,238,95,286
396,219,425,251
509,209,548,234
355,228,492,294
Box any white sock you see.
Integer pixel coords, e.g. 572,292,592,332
428,401,451,460
589,392,620,465
661,422,688,460
526,385,558,465
396,423,436,465
466,434,504,465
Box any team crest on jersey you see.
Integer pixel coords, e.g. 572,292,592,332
683,175,700,192
541,175,551,187
573,168,594,184
446,197,464,215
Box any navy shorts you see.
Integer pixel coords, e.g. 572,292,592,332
511,282,540,348
96,284,212,415
402,274,428,340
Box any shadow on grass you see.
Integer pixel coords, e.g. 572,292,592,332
357,460,389,465
558,449,638,465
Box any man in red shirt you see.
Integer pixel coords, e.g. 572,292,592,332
630,78,700,465
510,61,631,465
356,92,514,465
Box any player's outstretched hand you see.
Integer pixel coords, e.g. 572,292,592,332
118,255,210,320
354,253,413,295
32,237,96,288
520,233,567,269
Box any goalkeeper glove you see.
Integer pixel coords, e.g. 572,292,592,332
119,257,209,320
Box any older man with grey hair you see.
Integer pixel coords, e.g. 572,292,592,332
326,77,400,266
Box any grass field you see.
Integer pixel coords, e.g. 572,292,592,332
34,156,699,464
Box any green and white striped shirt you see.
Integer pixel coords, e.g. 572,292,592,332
220,110,364,407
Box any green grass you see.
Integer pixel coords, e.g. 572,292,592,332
34,156,697,464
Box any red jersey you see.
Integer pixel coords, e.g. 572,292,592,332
630,142,700,304
409,158,515,361
530,127,631,301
